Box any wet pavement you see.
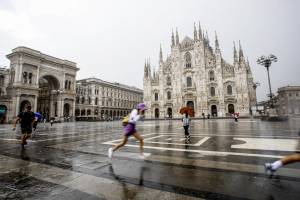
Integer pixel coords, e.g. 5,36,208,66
0,118,300,200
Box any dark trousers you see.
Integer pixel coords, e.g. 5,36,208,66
183,125,189,136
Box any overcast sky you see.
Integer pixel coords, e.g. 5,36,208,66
0,0,299,101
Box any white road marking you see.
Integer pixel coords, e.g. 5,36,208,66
139,136,210,146
0,138,37,143
102,141,284,159
150,133,300,139
144,135,165,141
194,137,210,146
232,137,300,151
166,138,186,142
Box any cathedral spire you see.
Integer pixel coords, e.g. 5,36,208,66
198,22,202,40
152,67,155,79
176,27,179,46
194,22,198,41
233,41,238,63
239,40,244,63
215,31,219,50
159,44,163,63
171,29,175,47
144,59,148,78
205,31,209,46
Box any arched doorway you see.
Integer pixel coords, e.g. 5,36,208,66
186,101,195,117
37,75,60,119
154,108,159,118
75,109,80,116
20,100,31,112
228,104,235,114
64,103,70,117
0,105,7,123
101,110,104,119
211,105,217,117
167,108,172,118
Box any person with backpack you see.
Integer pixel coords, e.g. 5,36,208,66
182,111,191,143
108,103,148,159
12,105,35,149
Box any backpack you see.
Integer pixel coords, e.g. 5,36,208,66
122,114,130,126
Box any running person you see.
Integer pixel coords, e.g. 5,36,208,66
182,111,191,142
108,103,147,159
12,105,35,149
265,136,300,175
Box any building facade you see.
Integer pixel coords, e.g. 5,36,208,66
277,86,300,116
0,67,10,123
0,46,79,123
144,24,256,119
75,78,143,120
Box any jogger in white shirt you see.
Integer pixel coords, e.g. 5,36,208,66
108,103,147,159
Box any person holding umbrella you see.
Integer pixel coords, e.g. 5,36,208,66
180,107,193,143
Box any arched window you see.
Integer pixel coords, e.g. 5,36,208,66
154,93,158,101
209,71,215,81
227,85,233,95
166,76,171,86
187,77,192,87
210,87,215,96
65,80,68,89
95,97,98,105
185,52,192,68
167,91,171,100
0,75,4,85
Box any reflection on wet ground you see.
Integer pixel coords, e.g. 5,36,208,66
0,118,300,199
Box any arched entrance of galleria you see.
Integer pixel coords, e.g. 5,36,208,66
37,75,60,119
5,46,78,121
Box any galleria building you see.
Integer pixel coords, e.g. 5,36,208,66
143,24,257,119
0,47,142,123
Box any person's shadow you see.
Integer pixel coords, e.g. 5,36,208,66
108,164,147,199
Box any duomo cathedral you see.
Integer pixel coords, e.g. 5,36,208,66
143,23,257,119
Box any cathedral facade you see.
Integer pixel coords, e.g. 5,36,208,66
143,24,257,119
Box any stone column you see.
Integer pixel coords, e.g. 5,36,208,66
34,95,38,112
59,97,64,119
72,100,76,121
36,65,40,85
15,95,20,116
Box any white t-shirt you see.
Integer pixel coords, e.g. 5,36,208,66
128,109,141,124
182,116,190,126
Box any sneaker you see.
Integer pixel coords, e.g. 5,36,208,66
139,153,150,159
264,163,275,176
108,148,113,159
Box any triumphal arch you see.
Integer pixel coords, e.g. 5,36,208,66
4,46,79,122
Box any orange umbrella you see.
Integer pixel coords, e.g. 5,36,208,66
179,107,194,116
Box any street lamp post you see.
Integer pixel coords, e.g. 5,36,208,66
257,54,277,107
